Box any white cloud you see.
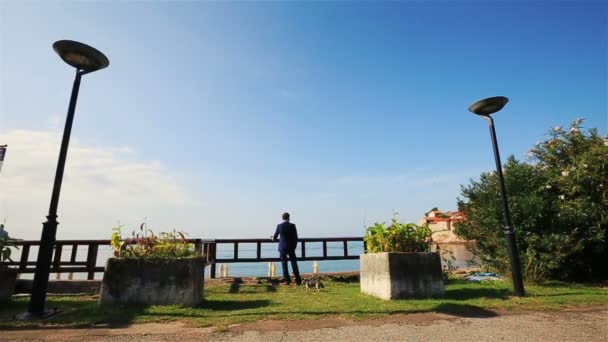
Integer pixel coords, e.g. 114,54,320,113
0,130,467,241
0,129,207,239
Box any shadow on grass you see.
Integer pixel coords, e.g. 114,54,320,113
203,299,271,311
141,303,499,320
433,303,499,318
2,299,500,325
229,282,241,293
444,288,510,300
1,300,146,330
3,299,272,328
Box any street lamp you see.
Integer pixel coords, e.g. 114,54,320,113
27,40,109,317
468,96,525,297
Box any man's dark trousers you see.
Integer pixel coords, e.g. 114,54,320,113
274,221,301,285
280,249,301,285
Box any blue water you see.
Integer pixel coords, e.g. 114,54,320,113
217,260,360,278
213,241,363,277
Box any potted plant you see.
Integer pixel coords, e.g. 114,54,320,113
99,224,205,306
360,214,444,299
0,226,19,302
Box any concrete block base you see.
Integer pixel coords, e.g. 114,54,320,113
99,257,204,306
0,268,17,302
360,252,444,300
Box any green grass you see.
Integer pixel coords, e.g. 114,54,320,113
1,279,606,329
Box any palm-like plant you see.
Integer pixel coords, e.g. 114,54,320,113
364,214,432,253
110,223,197,259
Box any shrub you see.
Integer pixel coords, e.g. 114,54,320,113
110,223,198,259
365,214,432,253
455,119,608,281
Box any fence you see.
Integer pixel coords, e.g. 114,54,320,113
208,237,365,278
7,239,214,280
5,237,365,279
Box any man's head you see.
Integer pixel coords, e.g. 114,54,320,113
282,212,290,221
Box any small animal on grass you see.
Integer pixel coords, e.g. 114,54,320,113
304,278,325,292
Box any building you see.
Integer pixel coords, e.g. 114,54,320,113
420,209,474,270
419,209,465,234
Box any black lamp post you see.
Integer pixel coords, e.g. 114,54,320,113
27,40,109,317
468,96,525,297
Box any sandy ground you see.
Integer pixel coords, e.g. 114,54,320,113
1,306,607,342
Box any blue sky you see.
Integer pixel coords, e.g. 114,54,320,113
0,1,606,239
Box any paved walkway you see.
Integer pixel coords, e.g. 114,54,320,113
1,307,607,341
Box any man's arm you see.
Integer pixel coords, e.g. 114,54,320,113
293,224,298,248
272,225,280,241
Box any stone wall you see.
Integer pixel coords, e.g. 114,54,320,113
99,257,204,306
360,252,444,300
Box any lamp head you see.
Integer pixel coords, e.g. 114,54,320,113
53,40,109,72
468,96,509,116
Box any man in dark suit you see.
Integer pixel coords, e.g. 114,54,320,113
273,212,301,285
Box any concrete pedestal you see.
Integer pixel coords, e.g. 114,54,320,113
0,268,17,302
99,257,204,306
360,252,444,300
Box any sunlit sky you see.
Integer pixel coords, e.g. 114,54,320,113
0,1,606,239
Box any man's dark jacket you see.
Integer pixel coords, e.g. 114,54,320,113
273,221,298,252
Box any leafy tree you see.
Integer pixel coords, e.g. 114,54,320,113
455,119,607,281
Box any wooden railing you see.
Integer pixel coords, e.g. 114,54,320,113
3,237,366,280
208,237,365,278
6,239,214,280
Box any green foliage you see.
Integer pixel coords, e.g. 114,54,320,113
365,214,432,253
455,119,608,281
110,223,198,259
440,247,458,281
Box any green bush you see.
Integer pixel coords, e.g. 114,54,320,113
110,224,198,259
365,214,432,253
455,119,608,282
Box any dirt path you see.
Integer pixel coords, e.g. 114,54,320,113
2,306,607,341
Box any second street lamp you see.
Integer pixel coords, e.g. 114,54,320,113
468,96,526,297
27,40,109,317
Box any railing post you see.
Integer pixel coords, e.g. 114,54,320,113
19,244,31,274
343,240,348,257
210,242,217,279
194,239,202,254
86,244,98,280
233,242,238,260
53,244,63,279
256,241,261,260
323,241,327,258
70,244,78,262
301,241,306,259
